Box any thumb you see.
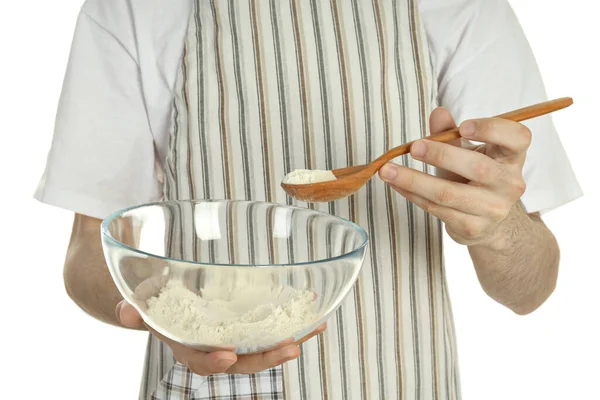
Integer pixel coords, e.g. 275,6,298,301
116,300,144,329
429,107,466,147
429,107,457,135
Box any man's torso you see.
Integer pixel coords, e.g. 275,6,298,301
142,1,460,398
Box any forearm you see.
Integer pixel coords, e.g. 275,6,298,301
64,215,142,329
468,202,560,315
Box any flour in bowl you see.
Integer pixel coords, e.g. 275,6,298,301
282,169,337,184
146,280,318,347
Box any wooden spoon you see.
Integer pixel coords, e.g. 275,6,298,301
281,97,573,203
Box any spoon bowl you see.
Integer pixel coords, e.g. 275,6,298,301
282,97,574,203
282,165,372,202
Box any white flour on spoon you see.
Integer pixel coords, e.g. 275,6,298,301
282,169,337,184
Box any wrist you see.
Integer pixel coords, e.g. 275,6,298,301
469,201,530,252
469,216,515,253
469,229,509,252
471,208,537,254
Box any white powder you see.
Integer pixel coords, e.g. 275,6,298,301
146,280,318,347
282,169,337,184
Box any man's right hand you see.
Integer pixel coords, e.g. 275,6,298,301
116,300,326,375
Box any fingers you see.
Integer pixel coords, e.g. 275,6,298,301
379,164,506,219
228,323,326,374
116,300,144,329
393,187,500,245
458,118,532,162
408,140,523,194
382,108,530,247
393,187,464,222
428,107,475,183
227,345,301,374
149,323,325,376
182,351,238,376
147,325,238,375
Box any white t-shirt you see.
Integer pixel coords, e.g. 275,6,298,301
35,0,582,218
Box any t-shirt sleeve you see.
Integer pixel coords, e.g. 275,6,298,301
420,0,582,214
34,8,162,219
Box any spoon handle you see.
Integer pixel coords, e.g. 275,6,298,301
375,97,573,166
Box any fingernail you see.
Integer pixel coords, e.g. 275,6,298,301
411,141,427,158
115,301,125,322
460,121,477,137
379,164,398,181
217,357,236,369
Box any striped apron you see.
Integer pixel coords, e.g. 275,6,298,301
141,0,460,398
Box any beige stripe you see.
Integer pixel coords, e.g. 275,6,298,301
373,0,407,398
354,276,370,400
308,3,333,396
281,141,292,400
290,0,311,172
212,0,233,200
428,214,440,398
334,4,368,400
310,209,329,399
445,285,457,400
292,0,317,181
259,8,277,206
330,1,356,398
289,3,311,396
350,0,373,396
282,363,291,400
182,45,196,202
250,0,274,204
319,330,330,400
392,200,407,399
394,190,409,399
331,0,354,167
181,42,201,265
212,0,237,270
337,2,370,398
409,0,440,397
449,321,456,399
249,0,278,280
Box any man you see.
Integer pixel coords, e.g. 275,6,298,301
35,0,581,398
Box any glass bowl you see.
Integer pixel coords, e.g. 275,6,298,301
101,200,368,354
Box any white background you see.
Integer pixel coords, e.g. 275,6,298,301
1,1,598,399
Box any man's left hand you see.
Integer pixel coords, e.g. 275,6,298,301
379,107,532,246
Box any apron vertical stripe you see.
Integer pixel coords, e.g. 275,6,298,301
350,0,385,398
270,0,292,201
290,0,316,189
329,1,353,398
373,1,405,398
228,0,252,201
250,0,273,203
308,1,332,398
408,1,436,398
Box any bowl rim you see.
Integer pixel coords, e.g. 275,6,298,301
101,199,369,268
